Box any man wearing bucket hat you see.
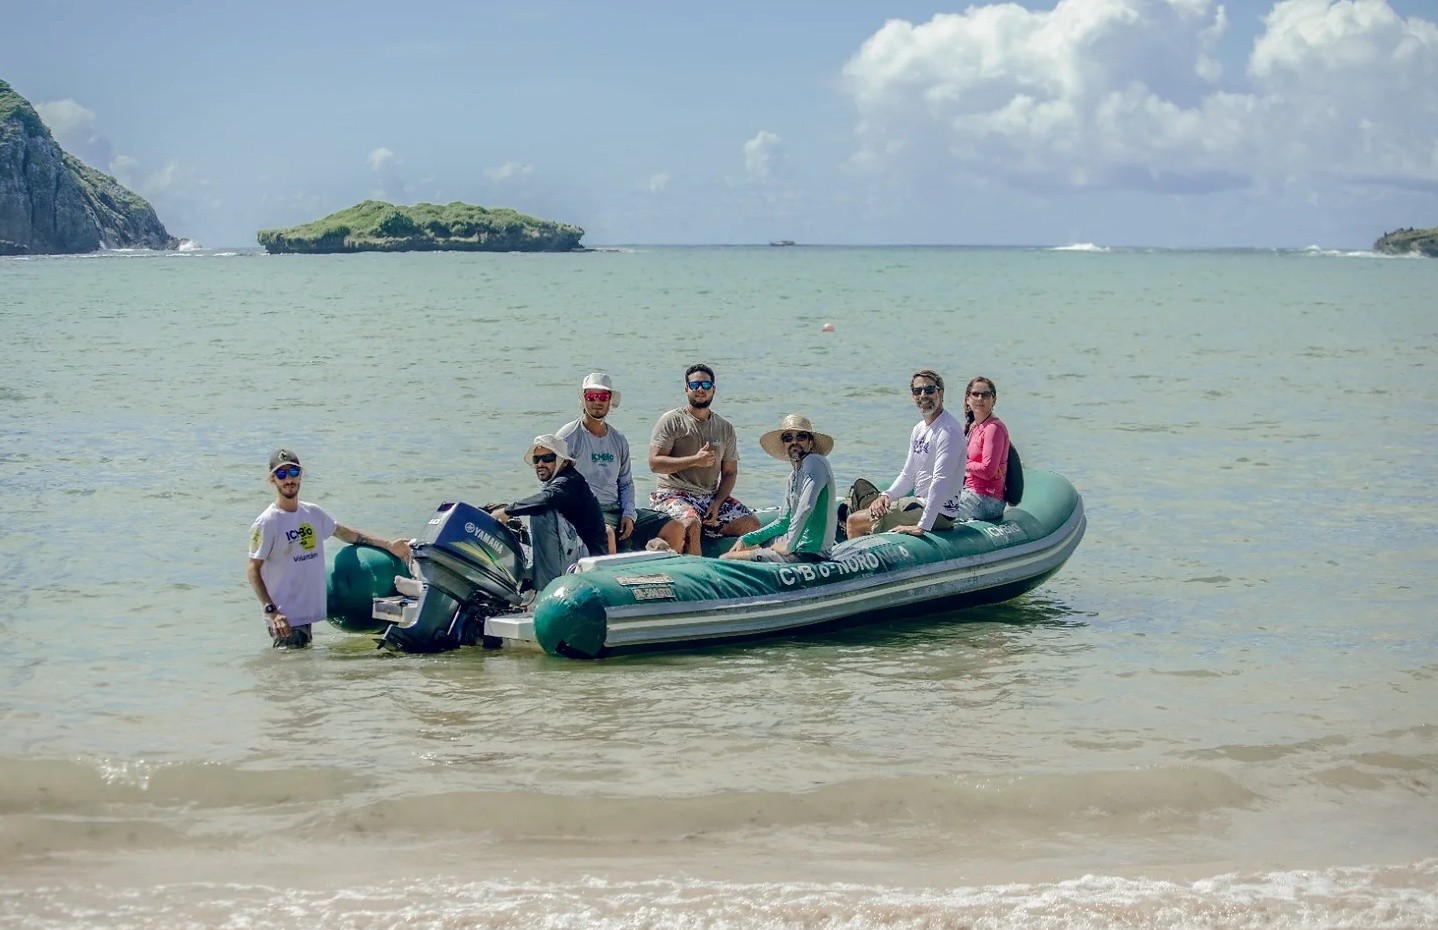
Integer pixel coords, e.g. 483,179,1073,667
490,434,608,594
721,415,838,563
247,448,412,649
556,372,685,555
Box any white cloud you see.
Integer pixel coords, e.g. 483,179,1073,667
367,147,398,172
647,172,670,193
366,147,407,201
743,131,785,179
485,161,534,182
35,98,118,172
841,0,1438,195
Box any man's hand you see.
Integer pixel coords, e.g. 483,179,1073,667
869,493,892,518
388,538,412,561
770,540,790,556
703,500,722,526
691,442,717,469
269,609,292,637
618,516,635,541
892,525,926,537
490,507,508,524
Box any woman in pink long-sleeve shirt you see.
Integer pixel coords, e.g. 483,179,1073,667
956,376,1010,522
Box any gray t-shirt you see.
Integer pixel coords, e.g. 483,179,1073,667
649,407,739,496
556,417,635,519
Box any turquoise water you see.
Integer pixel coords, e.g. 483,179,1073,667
1,246,1436,927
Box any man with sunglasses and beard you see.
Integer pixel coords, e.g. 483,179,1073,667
648,363,761,555
247,449,412,649
722,414,837,563
556,372,685,555
490,434,608,596
844,369,965,539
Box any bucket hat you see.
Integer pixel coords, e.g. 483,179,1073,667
524,433,574,466
758,414,834,460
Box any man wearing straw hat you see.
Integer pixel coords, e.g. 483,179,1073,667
721,415,838,563
490,434,608,595
556,372,685,555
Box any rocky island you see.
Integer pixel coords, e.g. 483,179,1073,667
0,79,179,256
1373,227,1438,257
257,200,585,254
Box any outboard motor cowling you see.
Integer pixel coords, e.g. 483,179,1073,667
376,502,526,653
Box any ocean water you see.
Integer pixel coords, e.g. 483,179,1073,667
0,245,1435,928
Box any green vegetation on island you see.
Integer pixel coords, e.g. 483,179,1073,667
257,200,585,254
1373,227,1438,257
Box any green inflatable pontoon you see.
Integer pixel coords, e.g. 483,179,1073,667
486,469,1085,657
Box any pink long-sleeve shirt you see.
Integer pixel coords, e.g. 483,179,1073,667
965,416,1010,500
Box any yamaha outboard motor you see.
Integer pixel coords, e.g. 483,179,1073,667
376,501,526,653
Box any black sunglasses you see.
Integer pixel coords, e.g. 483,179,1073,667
531,452,559,464
781,431,813,443
910,385,939,396
686,379,715,390
272,465,302,479
969,389,994,399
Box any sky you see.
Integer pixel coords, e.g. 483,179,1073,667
4,0,1436,248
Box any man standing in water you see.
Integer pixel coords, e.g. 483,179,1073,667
556,372,684,554
648,363,760,555
722,414,837,563
247,449,412,649
845,369,964,538
490,434,608,594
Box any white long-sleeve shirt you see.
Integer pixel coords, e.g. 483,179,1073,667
884,409,965,530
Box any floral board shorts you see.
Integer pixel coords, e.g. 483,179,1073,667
650,488,753,534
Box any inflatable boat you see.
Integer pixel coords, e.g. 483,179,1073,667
327,469,1085,658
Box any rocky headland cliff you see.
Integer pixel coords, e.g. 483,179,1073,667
257,200,584,254
0,79,178,256
1373,227,1438,257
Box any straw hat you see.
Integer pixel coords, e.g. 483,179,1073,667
758,414,835,460
523,433,575,466
580,372,620,408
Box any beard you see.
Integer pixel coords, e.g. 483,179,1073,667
689,397,713,409
787,446,806,463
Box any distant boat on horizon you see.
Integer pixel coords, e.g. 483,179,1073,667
768,239,796,247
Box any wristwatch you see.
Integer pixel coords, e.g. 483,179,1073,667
264,603,278,614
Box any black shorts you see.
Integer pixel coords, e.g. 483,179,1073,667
271,624,313,649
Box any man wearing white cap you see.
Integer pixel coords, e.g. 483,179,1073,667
556,372,684,554
722,415,837,563
490,434,608,594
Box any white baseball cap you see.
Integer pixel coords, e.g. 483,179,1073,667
580,372,620,407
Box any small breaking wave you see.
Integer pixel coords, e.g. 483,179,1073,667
1050,242,1111,252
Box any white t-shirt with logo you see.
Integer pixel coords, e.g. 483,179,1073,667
248,501,337,626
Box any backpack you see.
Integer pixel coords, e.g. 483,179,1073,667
1004,443,1024,506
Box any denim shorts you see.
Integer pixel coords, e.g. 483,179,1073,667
951,488,1006,523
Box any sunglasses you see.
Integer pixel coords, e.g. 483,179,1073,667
969,390,995,399
272,465,302,480
910,385,940,396
531,452,559,464
686,379,715,390
583,391,612,402
781,431,813,443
